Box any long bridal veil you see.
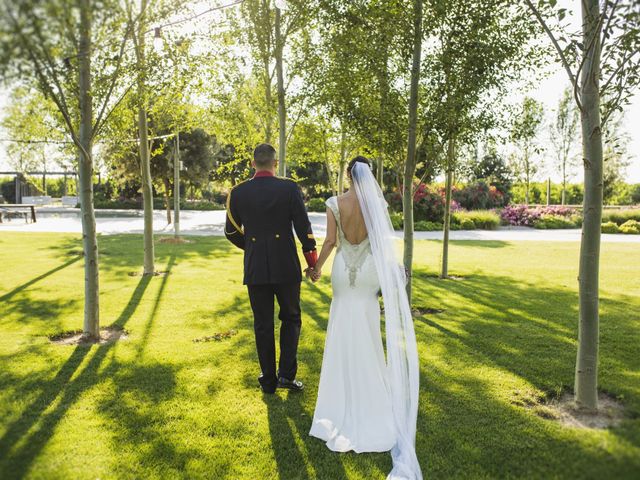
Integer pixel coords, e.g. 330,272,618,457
351,162,422,480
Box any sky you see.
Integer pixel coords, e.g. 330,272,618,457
1,0,639,182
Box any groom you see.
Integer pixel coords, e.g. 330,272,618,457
224,143,318,394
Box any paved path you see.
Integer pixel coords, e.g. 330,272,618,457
1,207,638,243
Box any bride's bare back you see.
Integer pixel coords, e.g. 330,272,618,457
337,191,368,245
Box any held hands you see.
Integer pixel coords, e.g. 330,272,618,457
305,267,322,283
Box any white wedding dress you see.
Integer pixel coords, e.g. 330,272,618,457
309,195,396,452
309,163,422,480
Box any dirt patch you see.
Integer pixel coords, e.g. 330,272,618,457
420,273,466,281
128,270,170,277
412,306,445,317
193,330,237,343
158,236,192,244
514,390,626,429
49,327,129,345
442,275,466,281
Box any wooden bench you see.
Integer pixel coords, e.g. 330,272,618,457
0,204,37,224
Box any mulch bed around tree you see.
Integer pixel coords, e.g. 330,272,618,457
513,390,626,430
49,326,129,345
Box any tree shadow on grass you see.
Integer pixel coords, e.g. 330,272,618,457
412,270,581,392
46,234,238,274
0,255,81,302
95,361,187,478
0,295,79,333
0,274,153,478
419,361,640,479
410,269,640,476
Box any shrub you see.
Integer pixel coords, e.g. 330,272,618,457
413,184,446,222
307,197,327,212
390,212,403,230
601,221,620,234
501,205,541,226
619,219,640,234
601,209,640,225
415,220,442,231
181,200,225,211
453,180,506,210
458,218,476,230
533,215,578,229
455,210,500,229
501,205,578,227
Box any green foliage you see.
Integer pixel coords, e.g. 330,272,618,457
306,198,327,213
533,214,579,229
453,210,500,230
469,152,514,201
601,209,640,225
390,212,404,230
601,222,620,234
458,218,476,230
511,182,584,205
92,198,224,211
620,220,640,235
415,221,443,231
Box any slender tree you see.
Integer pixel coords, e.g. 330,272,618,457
1,0,138,339
132,0,155,275
510,97,544,205
423,0,539,279
550,87,579,205
403,0,423,302
525,0,640,410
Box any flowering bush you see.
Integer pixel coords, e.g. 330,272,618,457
501,205,579,227
500,205,541,226
453,181,506,210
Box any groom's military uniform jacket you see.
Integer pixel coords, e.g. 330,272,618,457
225,172,317,285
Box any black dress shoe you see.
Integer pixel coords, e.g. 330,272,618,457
277,377,304,392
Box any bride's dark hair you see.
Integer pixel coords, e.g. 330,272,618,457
347,156,371,179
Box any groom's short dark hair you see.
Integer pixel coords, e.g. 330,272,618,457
254,143,276,168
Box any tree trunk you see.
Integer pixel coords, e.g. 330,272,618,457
525,168,530,205
575,0,603,411
163,177,172,225
376,157,384,188
562,162,567,205
441,137,455,279
275,6,286,177
402,0,423,304
78,0,100,339
322,130,337,196
137,0,155,275
338,126,346,194
174,130,180,238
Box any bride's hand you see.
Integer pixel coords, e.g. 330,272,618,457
311,268,322,282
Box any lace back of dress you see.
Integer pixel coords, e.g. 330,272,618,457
327,196,370,288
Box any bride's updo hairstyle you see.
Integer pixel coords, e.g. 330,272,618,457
347,156,371,181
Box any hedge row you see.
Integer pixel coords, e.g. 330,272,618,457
389,210,500,231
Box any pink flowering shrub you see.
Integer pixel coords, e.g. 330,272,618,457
501,205,578,226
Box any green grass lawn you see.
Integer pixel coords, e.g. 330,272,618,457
0,232,639,479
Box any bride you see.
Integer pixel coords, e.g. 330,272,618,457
308,157,422,480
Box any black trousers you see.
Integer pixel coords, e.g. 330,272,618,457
247,282,301,389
